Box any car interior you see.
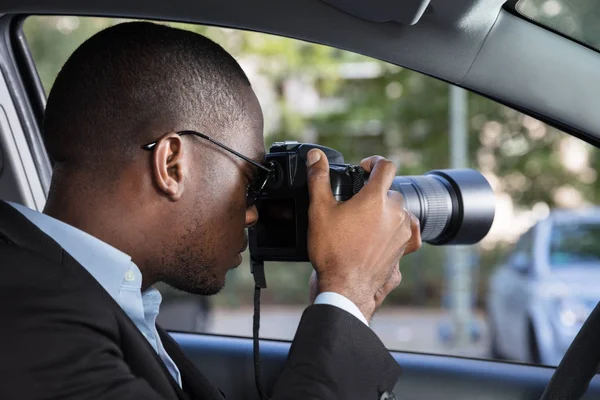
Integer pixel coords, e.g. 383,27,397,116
1,0,600,399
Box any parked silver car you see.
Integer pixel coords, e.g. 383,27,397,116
487,208,600,366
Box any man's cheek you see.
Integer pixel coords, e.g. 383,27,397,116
208,202,243,243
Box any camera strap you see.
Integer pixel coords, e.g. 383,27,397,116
251,258,269,400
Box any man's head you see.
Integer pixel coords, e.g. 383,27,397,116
43,21,265,295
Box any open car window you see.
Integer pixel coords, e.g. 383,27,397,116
22,15,600,369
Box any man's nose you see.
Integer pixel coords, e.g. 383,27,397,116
245,205,259,228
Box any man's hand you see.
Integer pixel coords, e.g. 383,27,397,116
306,149,422,322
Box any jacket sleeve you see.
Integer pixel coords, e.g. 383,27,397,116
271,304,401,400
0,246,174,400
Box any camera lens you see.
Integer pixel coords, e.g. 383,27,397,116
389,169,495,245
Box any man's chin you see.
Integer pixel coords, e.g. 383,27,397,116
184,281,224,296
165,272,225,296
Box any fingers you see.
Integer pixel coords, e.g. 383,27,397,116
306,149,335,208
359,156,397,196
359,155,385,173
386,193,416,245
307,151,422,319
386,190,407,216
404,213,422,255
374,212,419,307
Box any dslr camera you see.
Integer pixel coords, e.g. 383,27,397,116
249,142,495,262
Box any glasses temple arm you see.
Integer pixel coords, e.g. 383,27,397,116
179,131,271,173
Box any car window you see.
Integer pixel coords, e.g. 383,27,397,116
550,222,600,267
22,15,600,368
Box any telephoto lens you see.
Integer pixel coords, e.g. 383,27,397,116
383,169,495,245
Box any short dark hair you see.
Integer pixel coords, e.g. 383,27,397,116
43,21,251,170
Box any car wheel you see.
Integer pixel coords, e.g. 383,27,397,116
528,319,542,365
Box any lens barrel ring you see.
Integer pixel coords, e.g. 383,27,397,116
407,176,452,241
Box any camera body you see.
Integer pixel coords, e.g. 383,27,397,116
249,141,496,263
249,141,364,262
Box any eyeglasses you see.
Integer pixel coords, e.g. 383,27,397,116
141,130,273,207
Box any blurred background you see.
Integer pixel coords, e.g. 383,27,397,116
22,0,600,366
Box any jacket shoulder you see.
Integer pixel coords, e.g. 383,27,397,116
0,244,70,282
0,243,117,325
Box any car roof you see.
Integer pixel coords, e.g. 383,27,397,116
2,0,599,148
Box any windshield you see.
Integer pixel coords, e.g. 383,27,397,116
516,0,600,51
550,222,600,267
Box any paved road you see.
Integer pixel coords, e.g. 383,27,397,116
204,305,490,359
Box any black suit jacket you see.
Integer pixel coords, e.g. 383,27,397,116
0,200,401,400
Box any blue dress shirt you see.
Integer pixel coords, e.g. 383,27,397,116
9,202,368,387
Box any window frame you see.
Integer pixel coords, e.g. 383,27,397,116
6,14,52,194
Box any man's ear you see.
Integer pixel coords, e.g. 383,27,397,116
151,133,185,201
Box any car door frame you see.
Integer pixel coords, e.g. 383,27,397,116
0,15,50,210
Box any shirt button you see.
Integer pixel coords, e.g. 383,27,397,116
124,270,136,282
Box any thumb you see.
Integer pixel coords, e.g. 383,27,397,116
306,149,334,206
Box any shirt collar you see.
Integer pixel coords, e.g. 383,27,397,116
8,202,140,299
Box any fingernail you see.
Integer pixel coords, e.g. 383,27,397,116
306,149,321,167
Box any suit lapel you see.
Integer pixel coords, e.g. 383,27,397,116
158,327,226,400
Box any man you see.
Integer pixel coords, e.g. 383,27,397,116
0,21,421,399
